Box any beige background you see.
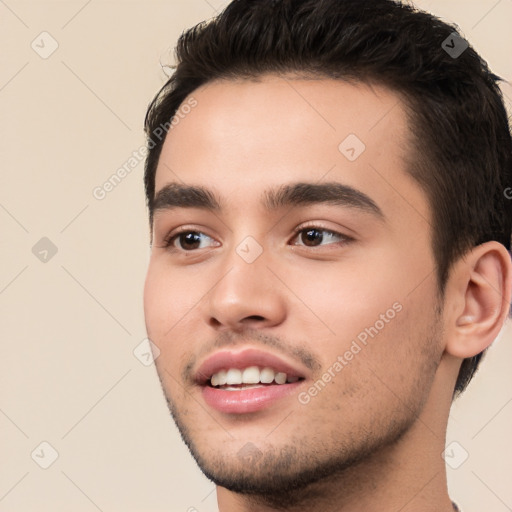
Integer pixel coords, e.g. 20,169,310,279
1,1,511,510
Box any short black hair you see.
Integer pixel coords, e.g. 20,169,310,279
143,0,512,395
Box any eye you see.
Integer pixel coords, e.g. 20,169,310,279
160,225,351,252
291,226,351,248
163,230,218,251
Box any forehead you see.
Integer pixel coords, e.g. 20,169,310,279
154,75,428,225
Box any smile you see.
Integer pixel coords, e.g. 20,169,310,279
210,366,301,388
195,348,308,414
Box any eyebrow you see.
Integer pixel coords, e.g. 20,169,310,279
151,181,384,220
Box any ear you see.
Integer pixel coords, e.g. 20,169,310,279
444,241,512,359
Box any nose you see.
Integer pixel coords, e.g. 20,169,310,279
205,249,287,331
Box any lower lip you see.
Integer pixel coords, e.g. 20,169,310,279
201,382,303,414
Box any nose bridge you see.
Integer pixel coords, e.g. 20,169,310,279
206,233,286,328
213,234,270,303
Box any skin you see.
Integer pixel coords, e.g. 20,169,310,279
143,75,511,512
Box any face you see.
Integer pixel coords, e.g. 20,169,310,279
143,76,444,500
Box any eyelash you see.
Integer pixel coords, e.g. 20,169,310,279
160,223,353,252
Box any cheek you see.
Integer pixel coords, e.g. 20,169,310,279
143,261,208,378
285,253,438,383
285,259,402,344
143,261,201,335
297,300,438,430
143,264,169,338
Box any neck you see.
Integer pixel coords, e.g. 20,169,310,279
216,356,459,512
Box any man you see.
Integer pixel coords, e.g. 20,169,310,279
142,0,512,510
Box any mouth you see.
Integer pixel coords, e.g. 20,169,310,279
209,366,303,389
195,348,308,414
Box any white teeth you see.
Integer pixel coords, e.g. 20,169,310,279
209,366,302,387
216,369,227,386
226,368,242,385
274,372,287,384
211,369,227,387
260,367,275,384
223,384,265,391
242,366,260,384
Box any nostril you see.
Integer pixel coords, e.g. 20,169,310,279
208,314,267,329
208,317,222,328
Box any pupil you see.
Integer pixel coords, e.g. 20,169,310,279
303,229,323,246
181,232,201,249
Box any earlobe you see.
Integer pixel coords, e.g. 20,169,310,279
445,241,512,360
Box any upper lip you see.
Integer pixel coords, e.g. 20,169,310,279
194,347,308,385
